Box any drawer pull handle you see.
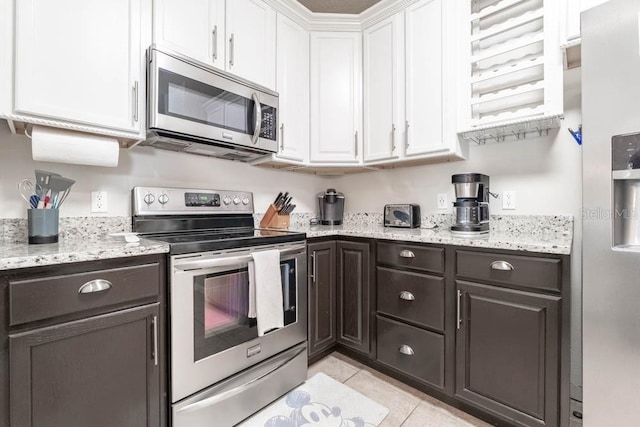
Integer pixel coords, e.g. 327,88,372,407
490,261,515,271
78,279,112,294
399,291,415,301
399,345,415,356
399,250,415,258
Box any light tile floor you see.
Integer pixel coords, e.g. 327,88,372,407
308,352,493,427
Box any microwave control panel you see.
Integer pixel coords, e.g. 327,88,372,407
259,106,277,141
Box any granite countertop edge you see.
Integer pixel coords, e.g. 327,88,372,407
0,238,170,271
295,225,572,255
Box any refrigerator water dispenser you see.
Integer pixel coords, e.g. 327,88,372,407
612,133,640,247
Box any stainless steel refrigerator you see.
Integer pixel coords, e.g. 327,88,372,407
582,1,640,425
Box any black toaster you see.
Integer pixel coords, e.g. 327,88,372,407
383,204,421,228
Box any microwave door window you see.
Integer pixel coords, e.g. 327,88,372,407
159,69,252,134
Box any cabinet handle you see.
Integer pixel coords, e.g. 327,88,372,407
398,345,414,356
212,26,218,61
152,315,158,366
399,291,415,301
391,123,396,151
490,261,514,271
405,120,410,149
399,250,415,258
251,92,262,145
280,123,285,150
309,252,316,284
456,289,462,330
354,131,358,157
78,279,112,294
229,33,235,67
132,81,139,123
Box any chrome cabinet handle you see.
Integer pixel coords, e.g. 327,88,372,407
490,261,515,271
398,345,414,356
309,252,316,284
280,123,285,150
391,123,396,151
229,33,235,67
405,120,410,148
152,315,158,366
251,92,262,145
354,131,358,157
399,250,415,258
212,26,218,61
399,291,415,301
456,289,462,330
78,279,112,294
132,81,139,122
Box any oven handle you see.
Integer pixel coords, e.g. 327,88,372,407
173,244,306,272
175,344,307,414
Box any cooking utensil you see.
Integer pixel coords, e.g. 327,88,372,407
48,176,76,209
34,170,61,198
18,179,39,208
273,192,283,206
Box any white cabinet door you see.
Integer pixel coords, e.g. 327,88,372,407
14,0,143,134
404,0,443,156
153,0,225,69
363,14,404,162
275,14,308,162
564,0,609,43
310,32,362,164
226,0,276,89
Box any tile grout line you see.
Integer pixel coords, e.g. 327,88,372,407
398,400,421,427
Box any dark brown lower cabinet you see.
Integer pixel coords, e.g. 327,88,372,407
308,241,337,358
10,303,161,427
336,240,371,355
455,280,561,427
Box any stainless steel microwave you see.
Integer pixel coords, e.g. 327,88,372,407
141,46,278,162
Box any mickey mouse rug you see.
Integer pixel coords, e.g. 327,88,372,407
238,373,389,427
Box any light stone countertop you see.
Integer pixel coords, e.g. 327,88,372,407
0,237,170,271
291,223,572,255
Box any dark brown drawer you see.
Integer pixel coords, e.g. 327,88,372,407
376,315,444,389
456,250,561,292
377,267,444,331
377,242,444,274
9,263,160,326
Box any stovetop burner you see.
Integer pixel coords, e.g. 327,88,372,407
131,186,306,255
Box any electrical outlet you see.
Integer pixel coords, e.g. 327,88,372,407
437,193,448,209
503,190,516,210
91,191,108,213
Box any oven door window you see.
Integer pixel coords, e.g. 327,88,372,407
158,68,256,135
193,259,297,361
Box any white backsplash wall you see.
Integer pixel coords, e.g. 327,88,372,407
0,124,329,218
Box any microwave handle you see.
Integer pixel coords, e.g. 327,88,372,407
251,92,262,145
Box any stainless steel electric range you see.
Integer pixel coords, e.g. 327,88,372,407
131,187,308,427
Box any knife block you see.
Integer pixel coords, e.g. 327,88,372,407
259,204,290,229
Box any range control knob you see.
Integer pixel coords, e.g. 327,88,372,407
158,193,169,205
223,197,232,205
143,193,155,205
242,197,250,205
233,197,241,205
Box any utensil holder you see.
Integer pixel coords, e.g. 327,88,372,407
28,209,59,244
259,204,290,229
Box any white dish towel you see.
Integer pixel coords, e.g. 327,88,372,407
248,249,284,336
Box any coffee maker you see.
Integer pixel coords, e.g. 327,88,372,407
451,173,491,234
318,189,345,225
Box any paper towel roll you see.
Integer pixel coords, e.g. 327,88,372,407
31,126,120,167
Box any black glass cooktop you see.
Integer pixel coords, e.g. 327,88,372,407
144,228,306,255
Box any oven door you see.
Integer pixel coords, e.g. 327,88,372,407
170,243,307,402
148,48,278,153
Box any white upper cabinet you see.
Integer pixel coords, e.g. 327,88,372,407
363,14,404,162
14,0,146,135
275,13,309,162
153,0,275,89
310,32,362,164
153,0,225,69
226,0,276,89
404,0,444,156
563,0,609,44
